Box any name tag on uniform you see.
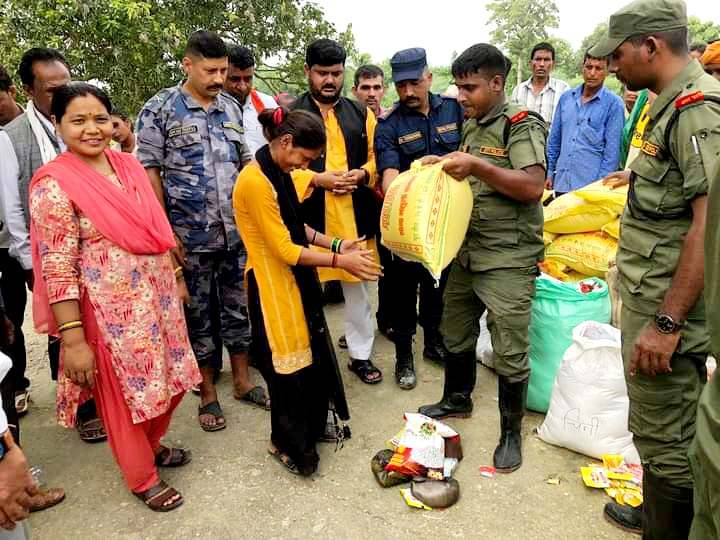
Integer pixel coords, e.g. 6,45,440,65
479,146,508,158
641,141,660,157
398,131,422,144
168,125,199,138
436,123,458,134
222,121,244,134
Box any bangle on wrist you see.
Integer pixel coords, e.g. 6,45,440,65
331,253,338,268
58,320,83,333
311,230,318,244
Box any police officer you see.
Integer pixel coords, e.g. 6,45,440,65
418,44,547,474
590,1,720,537
375,48,464,389
136,31,263,433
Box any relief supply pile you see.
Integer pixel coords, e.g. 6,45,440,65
381,160,472,280
541,180,627,282
370,413,463,510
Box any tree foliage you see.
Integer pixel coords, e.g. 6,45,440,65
486,0,559,86
0,0,354,114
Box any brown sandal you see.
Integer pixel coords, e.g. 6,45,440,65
133,480,184,512
29,487,66,512
155,446,192,467
76,417,108,443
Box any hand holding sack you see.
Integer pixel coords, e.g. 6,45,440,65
380,160,472,280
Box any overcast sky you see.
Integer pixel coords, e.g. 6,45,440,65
314,0,720,65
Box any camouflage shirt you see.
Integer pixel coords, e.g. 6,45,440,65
136,83,251,252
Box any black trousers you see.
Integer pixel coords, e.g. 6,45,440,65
0,249,29,392
375,239,393,331
386,254,449,344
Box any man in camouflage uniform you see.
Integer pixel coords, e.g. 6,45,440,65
590,1,720,537
418,44,547,474
137,31,262,432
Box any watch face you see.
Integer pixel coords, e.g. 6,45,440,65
656,315,676,334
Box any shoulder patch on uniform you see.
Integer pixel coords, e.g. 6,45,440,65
675,91,704,109
478,146,508,158
222,121,244,134
641,140,660,157
398,131,422,144
168,125,199,138
378,104,398,120
436,123,458,134
510,111,529,124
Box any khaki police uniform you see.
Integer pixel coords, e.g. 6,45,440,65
441,101,546,383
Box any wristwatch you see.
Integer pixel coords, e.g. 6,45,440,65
654,312,683,334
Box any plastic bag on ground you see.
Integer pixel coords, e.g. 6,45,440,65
475,312,494,369
537,321,640,463
381,160,472,280
528,275,611,413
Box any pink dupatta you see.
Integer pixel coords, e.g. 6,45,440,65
30,149,175,333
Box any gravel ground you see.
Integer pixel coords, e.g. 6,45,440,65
17,294,634,540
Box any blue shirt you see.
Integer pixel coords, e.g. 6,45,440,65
546,84,625,192
136,83,252,252
375,93,464,174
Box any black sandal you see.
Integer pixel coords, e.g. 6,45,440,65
155,446,192,467
198,401,226,432
268,446,300,475
348,358,383,384
133,480,184,512
76,417,108,443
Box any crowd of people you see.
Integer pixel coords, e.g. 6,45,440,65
0,0,719,537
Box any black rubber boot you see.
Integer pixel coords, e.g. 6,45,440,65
642,466,694,540
394,340,416,390
418,351,475,419
603,502,642,535
493,376,528,473
423,329,448,364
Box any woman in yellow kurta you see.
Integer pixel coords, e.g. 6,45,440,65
232,108,381,476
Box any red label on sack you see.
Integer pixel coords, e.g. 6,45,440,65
675,91,704,109
510,111,528,124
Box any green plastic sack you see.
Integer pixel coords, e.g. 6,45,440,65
527,276,611,413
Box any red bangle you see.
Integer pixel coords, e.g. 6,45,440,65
332,253,338,268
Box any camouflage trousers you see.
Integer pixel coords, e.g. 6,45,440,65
184,247,251,368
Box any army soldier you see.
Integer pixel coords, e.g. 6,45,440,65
590,1,720,537
137,31,264,433
375,48,464,389
418,44,547,474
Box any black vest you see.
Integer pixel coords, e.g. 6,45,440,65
292,93,378,237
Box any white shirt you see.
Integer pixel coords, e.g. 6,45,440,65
241,91,278,155
0,113,65,270
0,351,11,434
511,77,571,124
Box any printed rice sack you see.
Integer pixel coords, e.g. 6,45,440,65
381,161,472,279
575,179,628,215
545,232,618,277
602,218,621,239
544,193,617,234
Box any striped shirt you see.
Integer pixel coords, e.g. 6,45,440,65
511,77,570,124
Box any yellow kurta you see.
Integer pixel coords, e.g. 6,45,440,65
233,163,313,375
293,105,378,282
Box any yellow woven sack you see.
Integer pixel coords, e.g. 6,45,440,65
543,231,558,246
381,161,472,279
544,193,617,234
545,232,618,277
575,179,628,215
602,218,621,239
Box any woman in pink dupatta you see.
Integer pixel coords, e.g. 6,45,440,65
29,83,200,512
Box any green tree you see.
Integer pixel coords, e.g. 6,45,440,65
548,37,578,82
688,16,720,45
0,0,354,114
486,0,560,88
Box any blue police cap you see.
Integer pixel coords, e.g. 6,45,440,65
390,48,427,82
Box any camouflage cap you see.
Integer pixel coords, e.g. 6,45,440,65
589,0,687,57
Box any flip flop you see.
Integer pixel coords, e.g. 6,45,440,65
198,400,226,432
15,390,30,416
155,446,192,467
267,446,300,475
234,386,270,410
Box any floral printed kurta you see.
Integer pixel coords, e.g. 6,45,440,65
30,176,201,427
